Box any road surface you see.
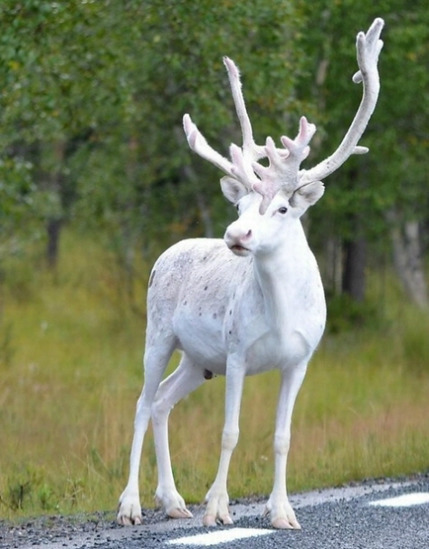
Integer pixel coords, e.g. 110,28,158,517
2,476,428,548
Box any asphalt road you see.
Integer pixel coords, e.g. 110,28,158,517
3,476,429,549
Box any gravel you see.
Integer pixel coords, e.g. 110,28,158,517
1,475,428,549
0,508,166,549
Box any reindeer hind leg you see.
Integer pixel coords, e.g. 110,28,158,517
117,338,176,525
152,354,206,518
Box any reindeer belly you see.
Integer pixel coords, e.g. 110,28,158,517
173,309,228,373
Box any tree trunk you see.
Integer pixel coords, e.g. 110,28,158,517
182,164,214,238
175,125,214,238
342,236,367,302
323,236,342,296
389,213,428,309
44,141,66,270
46,218,63,270
195,189,214,238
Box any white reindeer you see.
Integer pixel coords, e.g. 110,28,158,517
117,18,384,529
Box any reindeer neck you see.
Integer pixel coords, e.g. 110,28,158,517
252,222,316,330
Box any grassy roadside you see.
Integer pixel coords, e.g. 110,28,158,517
0,232,428,519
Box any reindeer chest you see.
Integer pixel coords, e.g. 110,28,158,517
224,269,326,374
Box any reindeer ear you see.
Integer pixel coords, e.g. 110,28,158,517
290,181,324,211
220,176,248,204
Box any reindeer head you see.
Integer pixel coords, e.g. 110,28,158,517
183,18,384,256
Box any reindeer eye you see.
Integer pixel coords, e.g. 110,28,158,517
235,204,240,213
278,206,288,215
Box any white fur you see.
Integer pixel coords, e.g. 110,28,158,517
117,188,326,529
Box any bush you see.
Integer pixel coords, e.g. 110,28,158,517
326,293,382,334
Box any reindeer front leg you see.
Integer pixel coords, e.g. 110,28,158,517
203,362,245,526
264,362,308,529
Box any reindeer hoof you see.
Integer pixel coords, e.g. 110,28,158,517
271,516,301,529
203,512,233,526
220,514,234,525
167,507,193,519
117,511,143,526
203,514,217,527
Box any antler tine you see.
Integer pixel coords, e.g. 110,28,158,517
252,118,314,189
300,18,384,186
183,58,265,193
252,116,317,213
223,57,265,162
281,116,316,168
183,113,235,176
229,143,260,187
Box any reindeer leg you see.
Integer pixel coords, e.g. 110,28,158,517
152,355,206,519
203,363,245,526
117,341,175,525
264,362,308,529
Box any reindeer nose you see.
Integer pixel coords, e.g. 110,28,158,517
224,226,253,250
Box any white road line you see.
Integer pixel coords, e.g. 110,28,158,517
167,527,275,546
369,492,429,507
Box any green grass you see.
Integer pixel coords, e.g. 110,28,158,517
1,231,428,519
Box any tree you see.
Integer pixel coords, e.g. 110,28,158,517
1,0,426,309
296,0,428,305
0,2,100,265
0,1,308,271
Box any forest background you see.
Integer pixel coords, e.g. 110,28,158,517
0,0,428,519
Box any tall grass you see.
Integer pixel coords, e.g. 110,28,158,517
0,231,428,519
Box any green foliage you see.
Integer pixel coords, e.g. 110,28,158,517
0,0,427,300
397,309,429,375
0,321,14,367
0,0,309,262
298,0,429,241
326,293,381,333
3,466,49,512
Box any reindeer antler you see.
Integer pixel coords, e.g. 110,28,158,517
252,117,317,212
223,57,266,164
183,18,384,212
299,18,384,186
184,58,315,213
183,56,265,192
